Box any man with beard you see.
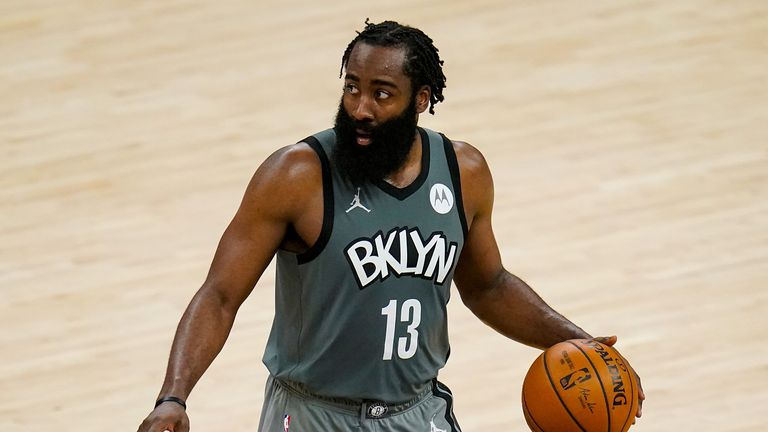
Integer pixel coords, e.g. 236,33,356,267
138,19,643,432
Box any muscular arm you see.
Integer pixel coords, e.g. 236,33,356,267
451,140,644,419
452,141,590,350
155,143,322,401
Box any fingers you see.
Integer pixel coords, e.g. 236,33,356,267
592,335,618,346
139,404,189,432
621,354,644,420
635,370,645,418
596,336,644,419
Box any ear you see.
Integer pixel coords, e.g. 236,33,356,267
414,85,431,114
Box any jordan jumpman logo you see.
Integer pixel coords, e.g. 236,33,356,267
346,187,371,213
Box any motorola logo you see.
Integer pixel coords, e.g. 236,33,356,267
430,183,454,214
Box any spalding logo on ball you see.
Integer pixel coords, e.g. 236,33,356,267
522,339,638,432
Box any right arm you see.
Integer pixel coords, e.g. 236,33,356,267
138,143,321,432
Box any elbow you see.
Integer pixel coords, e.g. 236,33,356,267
192,281,239,321
457,268,507,314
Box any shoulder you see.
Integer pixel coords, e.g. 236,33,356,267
259,141,322,178
446,138,494,220
250,141,323,190
241,140,324,219
450,140,491,181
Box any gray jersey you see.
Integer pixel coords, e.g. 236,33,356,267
263,127,467,402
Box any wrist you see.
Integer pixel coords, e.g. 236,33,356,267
155,396,187,410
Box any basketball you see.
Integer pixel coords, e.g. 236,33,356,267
522,339,638,432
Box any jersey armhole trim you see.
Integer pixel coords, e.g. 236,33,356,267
297,136,334,264
441,133,468,240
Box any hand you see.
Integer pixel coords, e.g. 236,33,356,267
137,402,190,432
593,336,645,422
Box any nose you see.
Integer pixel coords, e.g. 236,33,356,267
349,94,374,123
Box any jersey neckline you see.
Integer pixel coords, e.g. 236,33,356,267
372,127,430,201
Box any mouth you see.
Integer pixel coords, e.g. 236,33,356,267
355,128,373,146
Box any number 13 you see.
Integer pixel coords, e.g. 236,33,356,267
381,299,422,360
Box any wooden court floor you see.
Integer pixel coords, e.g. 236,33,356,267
1,1,767,430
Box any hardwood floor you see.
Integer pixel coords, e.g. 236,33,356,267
2,1,766,430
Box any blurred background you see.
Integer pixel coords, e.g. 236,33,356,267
1,0,766,430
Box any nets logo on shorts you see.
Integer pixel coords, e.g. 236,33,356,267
367,402,388,418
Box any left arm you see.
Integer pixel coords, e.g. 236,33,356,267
451,140,589,349
451,140,643,419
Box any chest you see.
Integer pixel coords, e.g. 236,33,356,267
327,182,464,289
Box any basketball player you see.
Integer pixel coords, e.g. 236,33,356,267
137,20,644,432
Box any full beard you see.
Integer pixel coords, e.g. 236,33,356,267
332,97,418,186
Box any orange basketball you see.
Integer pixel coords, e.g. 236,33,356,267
522,339,638,432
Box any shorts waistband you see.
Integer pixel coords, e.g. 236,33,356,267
275,377,434,419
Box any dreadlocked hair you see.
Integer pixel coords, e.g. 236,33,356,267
339,19,447,114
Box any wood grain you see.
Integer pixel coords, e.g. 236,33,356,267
2,1,766,430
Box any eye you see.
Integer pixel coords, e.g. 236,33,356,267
375,90,391,100
344,83,359,94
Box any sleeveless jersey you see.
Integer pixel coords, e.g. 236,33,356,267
262,127,468,402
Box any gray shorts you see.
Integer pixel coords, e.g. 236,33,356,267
258,375,462,432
